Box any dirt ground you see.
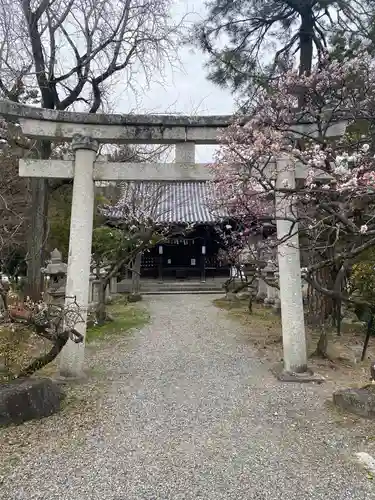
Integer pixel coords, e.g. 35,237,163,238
214,297,375,392
213,297,375,448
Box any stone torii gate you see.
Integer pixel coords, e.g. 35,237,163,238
0,101,346,380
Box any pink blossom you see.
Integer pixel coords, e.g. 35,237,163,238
210,51,375,245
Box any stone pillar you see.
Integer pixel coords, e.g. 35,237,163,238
88,274,95,304
301,277,309,305
110,277,117,294
59,134,98,378
275,155,307,374
131,252,142,295
92,280,100,304
175,143,195,163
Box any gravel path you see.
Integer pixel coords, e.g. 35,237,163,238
1,294,375,499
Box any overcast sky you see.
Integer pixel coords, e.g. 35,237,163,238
116,0,235,162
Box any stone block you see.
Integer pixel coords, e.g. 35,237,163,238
0,378,65,426
128,293,142,303
272,298,281,316
110,277,118,294
333,386,375,419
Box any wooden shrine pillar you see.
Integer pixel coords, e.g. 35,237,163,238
201,238,206,282
158,244,163,281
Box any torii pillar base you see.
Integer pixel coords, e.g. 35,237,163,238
272,363,325,384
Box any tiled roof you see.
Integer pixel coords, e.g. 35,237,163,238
102,181,226,224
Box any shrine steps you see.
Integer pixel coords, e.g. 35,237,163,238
117,280,225,295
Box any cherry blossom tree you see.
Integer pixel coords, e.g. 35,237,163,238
210,47,375,329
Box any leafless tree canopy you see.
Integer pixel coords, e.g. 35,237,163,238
0,139,31,265
0,0,180,111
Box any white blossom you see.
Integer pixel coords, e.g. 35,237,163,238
347,155,357,163
334,164,349,176
360,224,368,234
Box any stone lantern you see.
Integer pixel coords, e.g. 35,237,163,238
254,259,267,303
243,261,258,297
262,260,278,307
273,270,281,315
42,249,67,307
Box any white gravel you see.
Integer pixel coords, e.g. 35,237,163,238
1,294,374,499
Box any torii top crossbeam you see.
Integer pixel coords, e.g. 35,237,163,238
0,100,235,144
0,100,347,145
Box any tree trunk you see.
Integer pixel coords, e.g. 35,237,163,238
298,11,314,108
131,252,142,294
17,332,69,378
0,286,8,319
248,295,253,314
306,267,333,327
26,178,48,300
299,12,314,76
312,326,329,358
26,141,52,301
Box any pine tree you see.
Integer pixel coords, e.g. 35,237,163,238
193,0,367,106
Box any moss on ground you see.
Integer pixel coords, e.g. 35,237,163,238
213,298,282,342
86,300,149,343
0,300,149,379
214,297,366,346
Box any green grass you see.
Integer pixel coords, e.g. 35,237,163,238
86,300,149,343
213,298,245,310
213,297,280,328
